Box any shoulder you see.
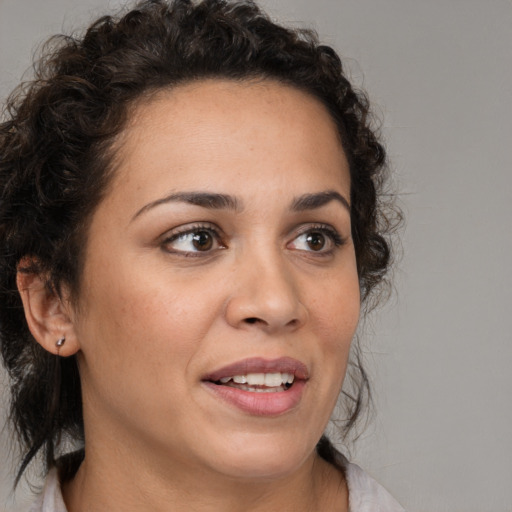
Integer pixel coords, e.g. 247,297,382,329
343,459,406,512
27,468,67,512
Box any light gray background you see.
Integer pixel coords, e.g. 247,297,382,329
1,1,511,511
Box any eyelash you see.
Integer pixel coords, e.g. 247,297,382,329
161,223,225,257
289,224,346,256
160,223,346,257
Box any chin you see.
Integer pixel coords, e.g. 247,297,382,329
204,433,316,481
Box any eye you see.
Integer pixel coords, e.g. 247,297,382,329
162,225,225,255
288,225,344,254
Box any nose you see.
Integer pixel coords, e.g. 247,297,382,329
224,250,308,334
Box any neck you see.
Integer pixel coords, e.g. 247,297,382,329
62,438,347,512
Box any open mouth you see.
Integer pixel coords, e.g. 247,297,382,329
212,372,295,393
202,359,308,415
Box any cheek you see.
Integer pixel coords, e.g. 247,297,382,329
309,270,360,382
312,269,360,339
74,271,225,428
76,261,225,376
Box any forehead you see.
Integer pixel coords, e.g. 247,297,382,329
109,79,349,205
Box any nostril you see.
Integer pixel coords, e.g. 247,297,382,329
244,317,259,324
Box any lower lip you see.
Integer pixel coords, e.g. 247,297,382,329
203,380,307,416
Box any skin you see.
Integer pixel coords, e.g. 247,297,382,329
19,79,360,511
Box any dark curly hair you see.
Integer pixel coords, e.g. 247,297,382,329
0,0,398,485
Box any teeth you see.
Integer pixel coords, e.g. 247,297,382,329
246,373,265,385
264,373,283,387
228,384,286,393
217,372,294,387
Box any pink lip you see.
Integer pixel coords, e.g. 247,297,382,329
202,357,309,416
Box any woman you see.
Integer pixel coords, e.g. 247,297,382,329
0,0,403,510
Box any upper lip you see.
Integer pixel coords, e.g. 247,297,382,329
203,357,310,382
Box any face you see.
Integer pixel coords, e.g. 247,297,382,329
71,79,360,480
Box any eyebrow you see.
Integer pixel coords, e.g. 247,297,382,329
291,190,350,213
132,191,242,221
132,188,350,222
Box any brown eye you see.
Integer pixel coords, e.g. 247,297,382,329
163,226,224,254
287,225,344,255
305,232,326,251
192,230,213,251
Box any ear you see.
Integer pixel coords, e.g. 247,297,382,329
16,258,80,357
